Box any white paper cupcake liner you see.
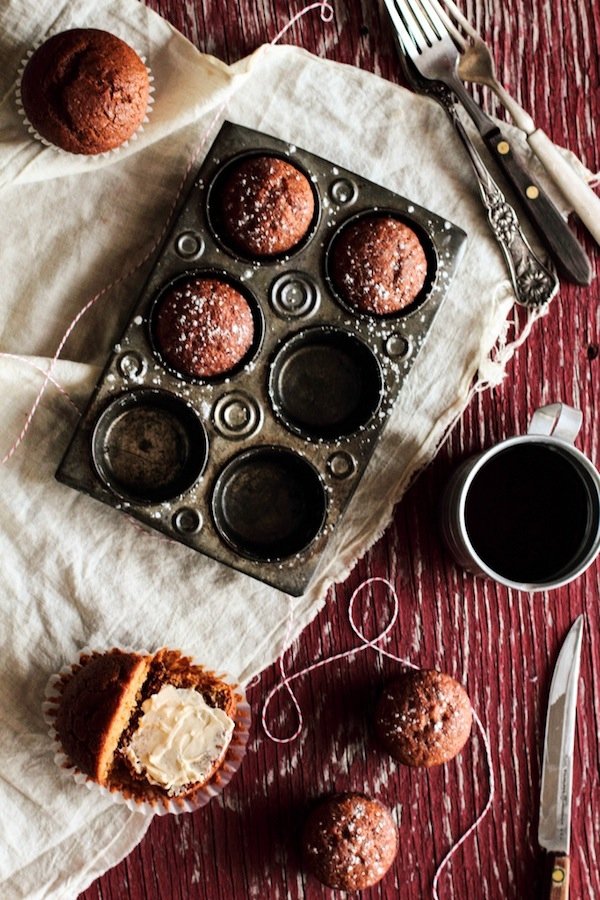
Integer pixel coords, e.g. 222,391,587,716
43,645,251,816
16,38,155,159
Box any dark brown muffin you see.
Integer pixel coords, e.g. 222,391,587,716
19,28,150,154
302,793,398,891
153,276,255,378
49,648,240,804
219,155,315,256
53,650,151,785
374,669,472,767
329,214,428,314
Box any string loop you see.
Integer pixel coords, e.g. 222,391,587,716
271,2,334,45
259,577,495,899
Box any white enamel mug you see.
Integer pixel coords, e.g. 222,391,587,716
440,403,600,591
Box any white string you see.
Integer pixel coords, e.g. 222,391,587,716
260,577,495,898
270,2,334,45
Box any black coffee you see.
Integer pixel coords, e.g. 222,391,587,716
464,442,596,584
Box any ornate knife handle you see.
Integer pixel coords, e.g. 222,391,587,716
442,98,559,308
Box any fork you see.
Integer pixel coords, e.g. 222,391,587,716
385,0,590,287
383,0,559,307
439,0,600,248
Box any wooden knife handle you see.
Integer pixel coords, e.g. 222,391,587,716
484,130,591,285
547,853,570,900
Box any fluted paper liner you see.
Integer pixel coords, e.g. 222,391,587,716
42,646,250,816
16,40,155,158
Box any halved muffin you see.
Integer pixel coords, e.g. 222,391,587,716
47,648,244,807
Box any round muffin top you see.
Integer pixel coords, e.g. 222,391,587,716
54,650,151,784
302,792,398,891
374,668,472,767
218,155,315,257
20,28,150,155
153,276,255,379
329,214,428,315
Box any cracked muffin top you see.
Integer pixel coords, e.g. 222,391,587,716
329,214,428,315
374,668,473,767
302,792,398,891
19,28,150,154
217,155,315,257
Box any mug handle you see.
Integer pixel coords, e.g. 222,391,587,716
528,403,583,444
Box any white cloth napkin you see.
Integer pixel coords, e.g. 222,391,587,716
0,0,590,897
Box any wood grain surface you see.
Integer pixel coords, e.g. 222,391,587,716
81,1,600,898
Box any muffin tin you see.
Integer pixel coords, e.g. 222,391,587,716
56,121,467,595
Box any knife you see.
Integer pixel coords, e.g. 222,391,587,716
446,89,592,286
538,614,584,899
382,0,591,285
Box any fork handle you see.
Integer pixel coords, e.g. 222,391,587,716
484,130,591,285
527,128,600,247
446,107,558,306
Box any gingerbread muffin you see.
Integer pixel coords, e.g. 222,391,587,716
19,28,150,154
47,648,245,806
329,214,429,315
374,669,472,767
218,155,315,257
153,276,255,379
302,792,398,891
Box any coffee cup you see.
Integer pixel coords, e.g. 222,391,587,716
440,403,600,591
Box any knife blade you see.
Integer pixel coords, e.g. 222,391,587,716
538,614,584,899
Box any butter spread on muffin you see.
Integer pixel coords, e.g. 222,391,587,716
329,214,428,314
123,684,234,793
218,155,315,257
52,648,238,801
19,28,150,155
374,668,472,767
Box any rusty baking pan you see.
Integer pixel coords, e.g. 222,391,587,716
56,121,467,595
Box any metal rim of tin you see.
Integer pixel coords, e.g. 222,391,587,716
444,434,600,591
204,149,322,263
210,444,328,562
268,325,385,442
174,230,205,260
269,271,321,319
91,388,209,506
212,390,263,440
147,268,265,385
324,208,439,320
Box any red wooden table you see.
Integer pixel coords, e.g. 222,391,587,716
82,2,600,897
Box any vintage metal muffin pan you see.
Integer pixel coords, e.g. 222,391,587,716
57,121,467,595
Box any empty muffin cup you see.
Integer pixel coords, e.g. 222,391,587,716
326,211,437,317
150,271,263,382
206,152,319,260
211,446,327,561
92,390,208,504
269,327,384,440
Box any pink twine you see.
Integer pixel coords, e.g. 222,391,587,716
270,1,334,45
260,577,495,899
0,352,81,415
1,103,225,467
2,0,335,467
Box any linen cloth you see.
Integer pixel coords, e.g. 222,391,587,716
0,0,590,897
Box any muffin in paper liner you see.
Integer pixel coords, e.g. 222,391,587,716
42,646,251,816
15,29,155,159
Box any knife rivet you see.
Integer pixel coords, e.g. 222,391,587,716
526,185,540,200
497,141,510,155
551,868,565,884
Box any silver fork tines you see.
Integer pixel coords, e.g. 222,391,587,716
388,0,458,78
383,0,560,306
